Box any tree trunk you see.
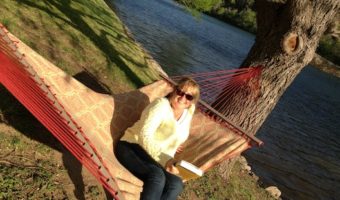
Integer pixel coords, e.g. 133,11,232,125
215,0,339,135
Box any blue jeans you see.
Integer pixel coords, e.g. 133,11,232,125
115,141,183,200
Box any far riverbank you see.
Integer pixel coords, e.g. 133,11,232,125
175,0,340,78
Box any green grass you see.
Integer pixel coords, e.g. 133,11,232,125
317,35,340,65
0,123,107,199
180,160,275,200
0,165,56,199
0,131,63,199
0,0,159,90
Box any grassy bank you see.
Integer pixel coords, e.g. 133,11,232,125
180,159,275,200
0,0,275,199
0,0,159,92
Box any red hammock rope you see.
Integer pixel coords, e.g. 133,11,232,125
0,33,122,199
171,66,262,107
166,66,263,146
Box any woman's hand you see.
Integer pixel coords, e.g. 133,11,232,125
165,158,180,175
176,145,184,154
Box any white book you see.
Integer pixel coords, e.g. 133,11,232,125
175,160,204,180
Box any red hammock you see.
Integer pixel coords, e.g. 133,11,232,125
0,29,122,199
0,23,262,199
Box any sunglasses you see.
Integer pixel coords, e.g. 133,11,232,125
175,88,194,101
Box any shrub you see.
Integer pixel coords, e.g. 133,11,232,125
317,35,340,65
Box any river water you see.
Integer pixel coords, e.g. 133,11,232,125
110,0,340,199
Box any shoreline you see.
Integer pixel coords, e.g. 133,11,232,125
238,156,282,200
104,0,168,79
182,1,340,79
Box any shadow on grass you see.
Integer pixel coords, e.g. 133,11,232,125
17,0,147,88
0,71,114,199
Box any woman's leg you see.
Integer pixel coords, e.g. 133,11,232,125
161,171,183,200
115,141,166,200
141,165,166,200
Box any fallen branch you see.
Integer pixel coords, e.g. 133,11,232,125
0,159,42,169
0,149,15,159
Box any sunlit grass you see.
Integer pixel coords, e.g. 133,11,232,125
180,160,275,200
0,0,158,90
0,127,67,199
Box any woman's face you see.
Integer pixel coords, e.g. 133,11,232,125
170,86,195,110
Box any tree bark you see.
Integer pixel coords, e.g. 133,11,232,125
214,0,340,135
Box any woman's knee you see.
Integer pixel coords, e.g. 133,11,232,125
146,166,166,185
167,174,184,192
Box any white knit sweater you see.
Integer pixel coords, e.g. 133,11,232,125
121,97,195,166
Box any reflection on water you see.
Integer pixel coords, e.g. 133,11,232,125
157,36,194,75
110,0,254,75
111,0,340,199
245,67,340,200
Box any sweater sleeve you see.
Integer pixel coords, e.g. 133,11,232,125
138,99,168,162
